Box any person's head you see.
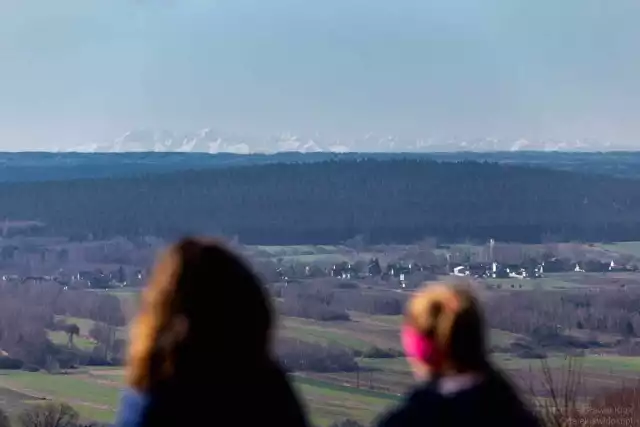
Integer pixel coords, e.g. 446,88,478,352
402,283,488,380
126,237,273,392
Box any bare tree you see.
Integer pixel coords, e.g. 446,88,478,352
64,324,80,347
17,402,79,427
89,323,117,360
528,356,584,427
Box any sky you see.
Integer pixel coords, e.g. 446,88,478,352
0,0,639,150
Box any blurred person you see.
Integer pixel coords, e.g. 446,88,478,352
114,238,310,427
376,283,541,427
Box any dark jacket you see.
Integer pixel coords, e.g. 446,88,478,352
114,362,310,427
377,372,541,427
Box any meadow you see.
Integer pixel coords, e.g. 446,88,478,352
17,307,640,426
7,241,640,426
0,366,401,426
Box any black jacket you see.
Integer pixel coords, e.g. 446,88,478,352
376,373,541,427
116,361,310,427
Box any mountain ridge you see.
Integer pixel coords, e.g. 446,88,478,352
60,128,635,154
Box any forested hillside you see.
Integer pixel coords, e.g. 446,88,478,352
1,159,640,244
3,151,640,182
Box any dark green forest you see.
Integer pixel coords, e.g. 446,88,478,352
2,159,640,245
2,151,640,182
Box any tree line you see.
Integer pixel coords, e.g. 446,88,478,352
2,159,640,244
0,282,125,369
487,289,640,355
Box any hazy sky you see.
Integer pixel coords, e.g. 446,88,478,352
1,0,639,149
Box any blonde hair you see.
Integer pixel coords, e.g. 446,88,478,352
404,283,488,373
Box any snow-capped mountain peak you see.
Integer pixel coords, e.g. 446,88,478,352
63,129,629,153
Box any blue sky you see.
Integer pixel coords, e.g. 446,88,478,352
0,0,639,149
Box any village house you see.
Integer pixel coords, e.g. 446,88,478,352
330,261,358,279
451,261,543,280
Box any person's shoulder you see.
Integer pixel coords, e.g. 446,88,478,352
480,374,542,427
263,362,311,427
375,385,440,427
114,388,151,427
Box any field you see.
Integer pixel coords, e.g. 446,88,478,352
5,308,640,426
0,368,400,426
5,241,640,426
597,242,640,259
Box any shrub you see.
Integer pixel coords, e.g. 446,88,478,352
278,290,351,321
18,401,79,427
54,349,80,370
0,407,9,427
336,282,359,290
276,338,358,373
514,348,547,359
333,290,406,315
357,346,401,359
0,356,24,370
509,340,547,359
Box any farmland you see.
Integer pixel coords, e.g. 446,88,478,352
4,240,640,426
3,307,640,426
0,366,401,426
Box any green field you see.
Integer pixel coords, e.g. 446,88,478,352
597,242,640,258
1,354,638,426
0,370,119,422
47,331,96,351
9,239,640,427
54,315,128,340
0,369,402,427
0,311,530,426
293,377,400,426
3,309,640,426
55,316,98,336
279,315,402,351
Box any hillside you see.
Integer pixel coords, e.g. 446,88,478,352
1,159,640,244
2,151,640,182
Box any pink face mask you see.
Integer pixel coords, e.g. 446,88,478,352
401,324,443,369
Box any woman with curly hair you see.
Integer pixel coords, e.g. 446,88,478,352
114,238,309,427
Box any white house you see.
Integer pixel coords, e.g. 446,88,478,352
452,266,469,277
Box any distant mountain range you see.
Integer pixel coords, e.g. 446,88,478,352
62,128,635,154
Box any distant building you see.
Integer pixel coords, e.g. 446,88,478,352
452,265,469,277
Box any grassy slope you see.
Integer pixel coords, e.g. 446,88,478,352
0,369,401,427
597,242,640,258
47,331,95,351
293,377,400,426
24,273,640,426
1,355,638,426
0,370,118,422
